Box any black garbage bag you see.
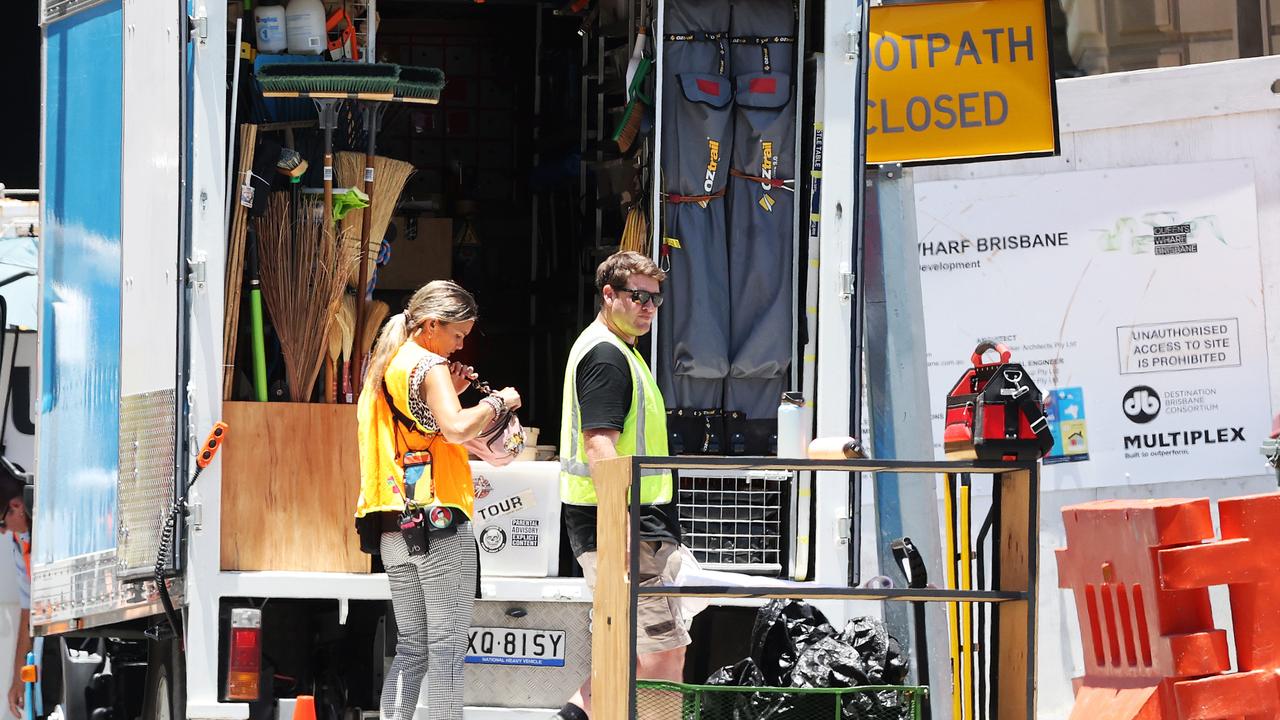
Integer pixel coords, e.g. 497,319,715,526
842,688,912,720
708,657,767,687
791,637,867,688
749,599,836,685
837,617,910,685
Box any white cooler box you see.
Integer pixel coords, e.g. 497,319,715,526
469,460,561,577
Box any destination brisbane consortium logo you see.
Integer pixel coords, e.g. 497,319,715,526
1121,384,1244,453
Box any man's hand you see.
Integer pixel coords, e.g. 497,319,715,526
7,676,22,720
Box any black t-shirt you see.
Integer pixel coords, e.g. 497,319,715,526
564,342,681,558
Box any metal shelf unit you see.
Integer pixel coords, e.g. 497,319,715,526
590,455,1041,720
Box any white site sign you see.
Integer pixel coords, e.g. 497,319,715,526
915,160,1272,490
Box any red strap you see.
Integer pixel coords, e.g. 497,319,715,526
730,168,789,188
666,188,727,204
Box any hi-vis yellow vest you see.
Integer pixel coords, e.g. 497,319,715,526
559,321,672,506
356,342,474,520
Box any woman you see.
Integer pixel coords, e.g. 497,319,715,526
355,280,521,720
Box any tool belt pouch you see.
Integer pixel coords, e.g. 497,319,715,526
399,507,431,556
398,505,461,557
943,341,1053,461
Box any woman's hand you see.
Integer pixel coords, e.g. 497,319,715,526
496,387,522,412
448,361,476,394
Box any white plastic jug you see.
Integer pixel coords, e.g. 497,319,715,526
285,0,327,55
254,4,287,53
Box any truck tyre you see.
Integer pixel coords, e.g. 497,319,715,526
141,639,185,720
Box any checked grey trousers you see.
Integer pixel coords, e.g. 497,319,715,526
380,524,478,720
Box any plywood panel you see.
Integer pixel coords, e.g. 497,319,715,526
221,402,368,573
591,455,633,720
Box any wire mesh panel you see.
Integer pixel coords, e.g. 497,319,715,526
636,681,924,720
677,470,792,574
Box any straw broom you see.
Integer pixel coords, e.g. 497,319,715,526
254,192,360,402
335,152,415,278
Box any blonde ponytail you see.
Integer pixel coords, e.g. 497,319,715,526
360,312,409,402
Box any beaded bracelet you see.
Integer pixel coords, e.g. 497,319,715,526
482,395,505,417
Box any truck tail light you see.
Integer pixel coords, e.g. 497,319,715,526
224,608,262,701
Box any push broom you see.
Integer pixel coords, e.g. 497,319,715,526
255,62,401,234
350,66,445,389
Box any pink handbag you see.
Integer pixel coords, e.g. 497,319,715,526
464,378,525,466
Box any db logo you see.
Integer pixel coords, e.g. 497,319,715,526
1123,386,1161,424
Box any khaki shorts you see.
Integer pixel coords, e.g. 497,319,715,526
577,541,692,654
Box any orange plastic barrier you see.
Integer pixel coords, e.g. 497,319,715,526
1057,494,1280,720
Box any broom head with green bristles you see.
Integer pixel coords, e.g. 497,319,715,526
257,62,401,94
395,66,447,101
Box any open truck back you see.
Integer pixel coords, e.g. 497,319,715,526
32,0,870,716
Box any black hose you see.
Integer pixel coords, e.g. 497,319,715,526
156,502,184,644
155,464,209,644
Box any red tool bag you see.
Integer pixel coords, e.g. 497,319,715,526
943,341,1054,461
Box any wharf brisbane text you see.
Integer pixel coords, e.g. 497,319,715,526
918,232,1069,257
869,25,1037,134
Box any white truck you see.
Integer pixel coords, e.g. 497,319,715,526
28,0,875,717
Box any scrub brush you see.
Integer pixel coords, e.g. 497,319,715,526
256,62,401,95
612,56,652,152
394,66,447,101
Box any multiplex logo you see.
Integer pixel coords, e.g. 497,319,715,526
704,139,721,193
1122,386,1160,424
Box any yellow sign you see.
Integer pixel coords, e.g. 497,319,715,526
866,0,1058,165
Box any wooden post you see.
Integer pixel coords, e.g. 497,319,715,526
997,468,1036,720
591,455,635,720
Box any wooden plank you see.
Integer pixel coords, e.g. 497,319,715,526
259,90,437,105
220,401,368,573
261,90,396,101
222,123,257,399
997,468,1034,720
591,455,634,720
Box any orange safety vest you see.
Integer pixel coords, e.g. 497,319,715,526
355,341,474,520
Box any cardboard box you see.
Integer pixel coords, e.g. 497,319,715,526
378,215,453,291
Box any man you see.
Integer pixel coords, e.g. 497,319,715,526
555,251,686,719
2,473,30,720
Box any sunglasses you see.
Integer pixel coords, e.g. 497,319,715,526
614,286,664,308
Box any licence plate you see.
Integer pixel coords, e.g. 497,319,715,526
466,627,567,667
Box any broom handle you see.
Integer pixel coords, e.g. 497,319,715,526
246,227,269,402
353,103,379,390
323,124,335,229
